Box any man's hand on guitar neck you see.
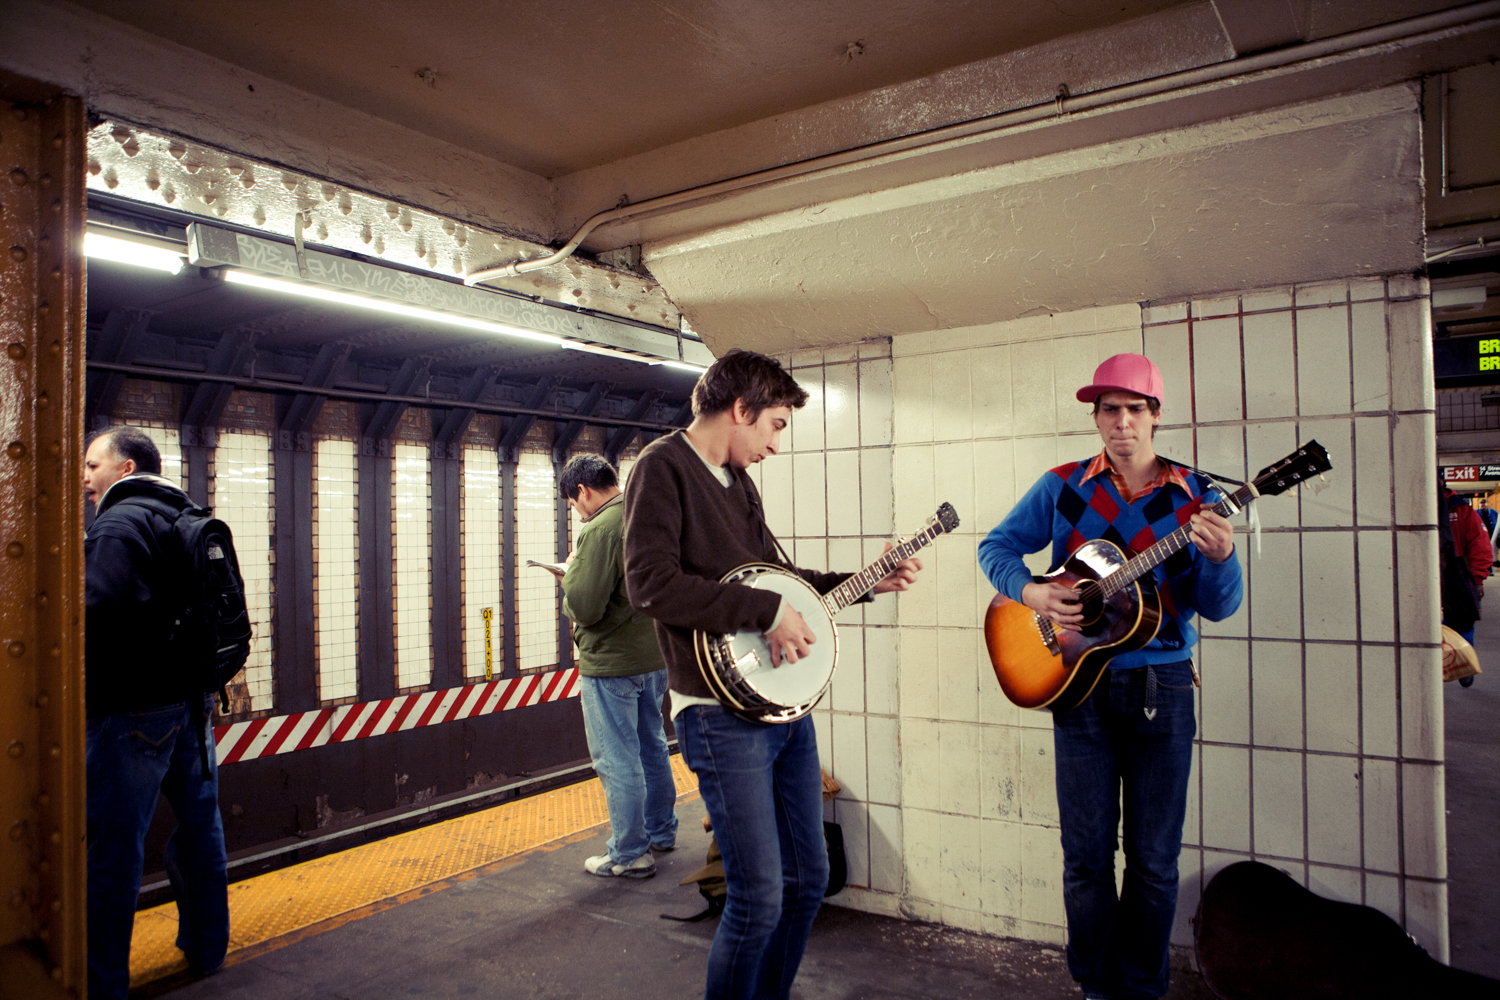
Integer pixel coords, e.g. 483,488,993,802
1021,581,1085,632
766,606,817,667
1189,510,1235,563
872,540,923,594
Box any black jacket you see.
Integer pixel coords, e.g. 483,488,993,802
85,474,200,717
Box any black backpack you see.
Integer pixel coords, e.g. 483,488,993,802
120,496,253,711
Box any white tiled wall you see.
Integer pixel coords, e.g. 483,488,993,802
313,438,359,702
515,450,559,671
212,431,275,712
392,443,433,690
132,423,187,490
787,280,1446,961
462,446,503,680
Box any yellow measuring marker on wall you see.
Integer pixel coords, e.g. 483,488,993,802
481,607,493,680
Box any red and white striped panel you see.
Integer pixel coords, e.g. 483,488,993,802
212,667,581,765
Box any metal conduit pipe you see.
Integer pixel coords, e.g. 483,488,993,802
465,0,1500,288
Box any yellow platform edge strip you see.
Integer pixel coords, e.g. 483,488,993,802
130,757,698,987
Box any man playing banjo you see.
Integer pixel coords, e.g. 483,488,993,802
623,349,922,1000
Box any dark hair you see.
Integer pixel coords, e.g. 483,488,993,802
559,453,618,500
1090,395,1161,417
88,425,162,475
690,349,809,420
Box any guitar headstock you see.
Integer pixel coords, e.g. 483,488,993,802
1253,441,1333,497
929,502,961,534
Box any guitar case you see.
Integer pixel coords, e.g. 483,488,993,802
1194,861,1500,999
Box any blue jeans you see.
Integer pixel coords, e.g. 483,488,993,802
86,698,229,1000
578,670,679,863
679,705,829,1000
1053,662,1196,999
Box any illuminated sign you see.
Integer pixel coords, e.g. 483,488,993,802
1442,465,1500,482
1435,334,1500,385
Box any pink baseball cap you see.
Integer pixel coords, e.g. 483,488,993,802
1076,353,1165,405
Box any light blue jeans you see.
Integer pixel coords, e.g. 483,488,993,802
578,670,679,863
86,697,228,1000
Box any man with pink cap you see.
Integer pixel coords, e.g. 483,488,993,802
978,353,1242,1000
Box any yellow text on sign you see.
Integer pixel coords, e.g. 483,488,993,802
482,607,493,681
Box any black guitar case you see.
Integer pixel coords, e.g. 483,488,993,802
1194,861,1500,999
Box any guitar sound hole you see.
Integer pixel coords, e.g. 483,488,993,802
1077,594,1108,637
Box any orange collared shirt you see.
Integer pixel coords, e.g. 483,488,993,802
1083,451,1192,505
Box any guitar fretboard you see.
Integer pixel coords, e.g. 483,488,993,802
1093,484,1255,599
822,523,947,614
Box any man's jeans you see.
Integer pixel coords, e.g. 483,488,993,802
578,670,679,863
1053,661,1196,1000
86,698,229,1000
678,705,828,1000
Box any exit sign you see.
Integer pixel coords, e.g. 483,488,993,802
1443,465,1500,483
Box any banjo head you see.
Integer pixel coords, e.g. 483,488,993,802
706,564,839,721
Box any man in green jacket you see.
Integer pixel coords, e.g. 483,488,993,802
561,453,678,878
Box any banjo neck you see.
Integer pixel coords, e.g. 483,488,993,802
821,521,948,616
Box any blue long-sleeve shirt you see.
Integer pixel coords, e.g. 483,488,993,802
978,456,1243,668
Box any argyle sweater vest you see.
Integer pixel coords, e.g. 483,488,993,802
978,458,1244,670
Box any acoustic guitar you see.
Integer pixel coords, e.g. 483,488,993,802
985,442,1332,713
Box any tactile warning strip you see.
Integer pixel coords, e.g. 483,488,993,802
129,756,698,987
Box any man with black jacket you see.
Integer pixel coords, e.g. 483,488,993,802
83,426,229,999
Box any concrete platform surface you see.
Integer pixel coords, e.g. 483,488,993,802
152,797,1215,1000
1446,607,1500,980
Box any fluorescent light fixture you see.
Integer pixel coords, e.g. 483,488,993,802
654,360,708,373
223,270,564,346
561,340,653,363
84,232,185,274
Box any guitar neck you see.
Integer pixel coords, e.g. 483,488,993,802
1098,483,1256,598
823,523,946,614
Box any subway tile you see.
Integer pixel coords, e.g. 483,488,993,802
792,349,823,369
1252,640,1304,749
1245,421,1300,529
761,454,794,538
1143,301,1188,325
893,446,935,539
1390,412,1435,525
1361,644,1398,757
867,715,899,805
1194,746,1254,851
1243,311,1297,420
899,628,940,719
868,802,904,893
1353,416,1393,526
993,313,1057,346
792,537,828,574
937,625,980,722
1184,743,1201,848
1395,530,1438,647
939,812,985,911
1301,531,1357,641
981,723,1022,821
792,453,827,537
935,545,977,633
1356,531,1395,644
1304,643,1359,754
1307,864,1362,905
970,345,1014,440
939,723,983,817
900,717,941,810
896,548,937,627
1387,274,1428,299
1013,436,1060,492
1011,339,1057,436
1252,749,1305,860
1248,533,1302,640
1192,295,1240,319
824,362,860,450
835,799,870,888
892,355,933,445
1020,825,1067,929
1152,426,1195,472
1350,278,1386,302
864,539,899,626
892,330,930,358
1295,281,1349,307
932,351,974,442
1143,322,1193,424
825,451,862,537
1402,762,1446,879
1362,757,1399,872
1020,727,1059,827
830,621,865,712
1196,425,1248,501
798,368,826,453
860,338,893,359
1404,878,1447,961
1305,753,1361,866
1097,302,1145,334
973,438,1016,533
1365,872,1400,919
823,344,859,364
903,807,942,901
1295,418,1352,528
1400,644,1443,761
1351,300,1390,412
1053,304,1102,336
1199,637,1250,744
860,448,894,537
978,627,1021,729
933,441,975,543
1053,337,1100,435
1242,288,1293,312
813,710,832,768
1192,317,1244,423
831,714,868,803
980,818,1023,918
865,625,899,716
858,359,895,448
1388,298,1434,412
1296,305,1353,416
1173,848,1204,947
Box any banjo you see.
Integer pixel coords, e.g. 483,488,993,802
694,503,960,724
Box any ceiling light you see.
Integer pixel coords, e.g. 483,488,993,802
654,360,708,373
561,341,654,363
223,270,565,346
84,232,185,274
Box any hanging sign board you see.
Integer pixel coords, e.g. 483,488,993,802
1434,334,1500,387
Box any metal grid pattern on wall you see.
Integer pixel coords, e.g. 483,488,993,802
515,440,559,672
314,437,359,703
392,441,434,691
212,430,276,713
462,443,503,680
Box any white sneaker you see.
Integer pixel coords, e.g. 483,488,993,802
584,852,656,878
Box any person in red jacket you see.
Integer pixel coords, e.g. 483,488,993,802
1443,486,1491,654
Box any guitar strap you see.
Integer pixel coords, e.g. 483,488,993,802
1163,457,1261,557
742,474,798,571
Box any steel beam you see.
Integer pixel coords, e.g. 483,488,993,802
604,389,664,463
84,308,151,429
552,381,615,464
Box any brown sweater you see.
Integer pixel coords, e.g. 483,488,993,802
623,430,853,699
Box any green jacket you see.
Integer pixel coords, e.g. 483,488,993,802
561,493,665,678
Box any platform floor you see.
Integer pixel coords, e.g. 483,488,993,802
1445,606,1500,980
